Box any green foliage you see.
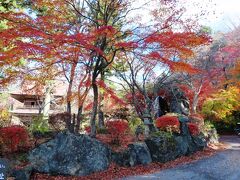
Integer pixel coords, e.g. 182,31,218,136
202,86,240,121
201,121,215,131
201,121,219,143
201,121,216,135
199,26,212,35
128,117,144,134
96,127,108,134
150,130,176,148
209,111,240,133
0,0,27,29
16,153,28,162
29,115,50,134
150,130,173,140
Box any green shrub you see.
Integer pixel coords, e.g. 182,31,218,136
150,130,175,146
201,121,219,144
97,127,108,134
205,110,240,134
150,130,173,139
128,117,144,134
202,87,240,120
29,115,50,135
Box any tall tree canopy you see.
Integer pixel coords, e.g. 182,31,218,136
0,0,210,136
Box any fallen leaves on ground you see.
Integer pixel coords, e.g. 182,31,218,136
208,142,229,150
96,134,135,152
31,147,216,180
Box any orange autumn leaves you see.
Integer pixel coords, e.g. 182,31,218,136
145,31,210,73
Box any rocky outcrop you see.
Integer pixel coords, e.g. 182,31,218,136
174,120,207,156
28,131,111,176
25,117,207,177
128,142,152,165
112,142,152,167
145,134,179,163
145,119,207,163
174,133,206,155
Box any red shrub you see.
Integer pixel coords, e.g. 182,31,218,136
106,120,129,145
189,113,204,128
0,125,29,153
84,126,91,134
155,115,180,133
187,123,200,136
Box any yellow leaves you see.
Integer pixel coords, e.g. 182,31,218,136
0,109,10,122
0,93,10,124
202,86,240,120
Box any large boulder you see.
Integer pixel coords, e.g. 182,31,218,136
28,131,111,176
169,91,190,116
145,134,179,163
112,142,152,167
112,149,134,167
174,135,189,156
128,142,152,165
179,118,206,153
179,119,190,136
192,134,207,151
145,115,207,163
175,119,207,155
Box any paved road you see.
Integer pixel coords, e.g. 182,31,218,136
124,136,240,180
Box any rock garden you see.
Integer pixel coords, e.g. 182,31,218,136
0,113,218,179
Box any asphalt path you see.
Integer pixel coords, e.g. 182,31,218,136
124,136,240,180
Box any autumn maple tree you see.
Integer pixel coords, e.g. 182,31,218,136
202,25,240,124
0,0,211,137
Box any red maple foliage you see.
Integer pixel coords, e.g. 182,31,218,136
97,80,126,106
125,92,147,115
97,134,134,152
84,126,91,134
155,115,180,132
0,126,29,153
187,123,200,136
84,120,132,150
106,120,129,146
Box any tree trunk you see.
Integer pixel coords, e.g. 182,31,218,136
75,106,83,134
98,110,104,128
70,113,75,133
66,62,77,114
43,86,51,121
90,82,98,137
67,102,71,114
192,93,199,114
98,72,105,128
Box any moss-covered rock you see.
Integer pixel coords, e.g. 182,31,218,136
145,131,179,163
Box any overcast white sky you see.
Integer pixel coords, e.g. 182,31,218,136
134,0,240,32
195,0,240,32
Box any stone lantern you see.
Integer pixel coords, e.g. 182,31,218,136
143,111,152,137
